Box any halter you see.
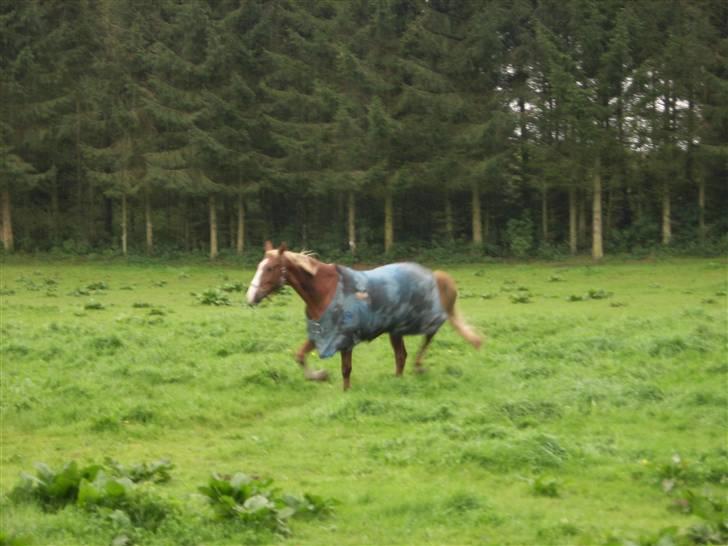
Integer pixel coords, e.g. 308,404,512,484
248,262,287,296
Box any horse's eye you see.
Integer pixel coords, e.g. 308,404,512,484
265,266,273,272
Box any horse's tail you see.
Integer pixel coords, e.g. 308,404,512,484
434,271,483,349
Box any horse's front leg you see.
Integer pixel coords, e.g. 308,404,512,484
414,333,435,373
389,334,407,376
295,339,328,381
340,348,353,391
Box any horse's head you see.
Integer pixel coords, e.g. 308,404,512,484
246,241,288,305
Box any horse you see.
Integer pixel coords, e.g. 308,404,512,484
246,241,482,390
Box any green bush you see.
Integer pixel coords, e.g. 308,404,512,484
5,463,336,541
505,215,534,258
10,461,102,510
193,289,231,306
77,473,173,531
198,472,336,535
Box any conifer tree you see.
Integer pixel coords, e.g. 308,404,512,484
2,0,727,255
83,0,158,254
0,1,63,250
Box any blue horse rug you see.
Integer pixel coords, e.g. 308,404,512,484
307,263,447,358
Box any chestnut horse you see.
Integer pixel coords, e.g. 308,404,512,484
246,242,482,390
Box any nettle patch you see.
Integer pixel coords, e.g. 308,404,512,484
199,472,335,535
192,280,248,306
567,288,614,302
9,460,336,543
618,453,728,545
193,288,232,306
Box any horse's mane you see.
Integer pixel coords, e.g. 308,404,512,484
266,249,320,275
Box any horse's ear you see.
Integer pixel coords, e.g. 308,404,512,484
264,240,274,251
278,242,287,255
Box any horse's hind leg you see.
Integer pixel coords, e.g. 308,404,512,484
341,348,353,391
295,339,328,381
295,339,314,366
389,334,407,376
414,333,435,372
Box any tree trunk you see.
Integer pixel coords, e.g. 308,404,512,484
687,94,703,243
228,204,235,250
698,179,705,243
145,190,153,254
569,187,577,255
605,185,614,237
347,191,356,254
105,197,113,243
299,200,308,249
121,193,128,256
76,98,87,244
337,193,344,234
483,206,490,243
51,174,59,241
444,195,454,242
661,184,671,245
209,195,218,260
1,190,14,252
262,193,271,242
87,179,95,244
384,192,394,253
471,182,482,245
592,160,603,260
578,190,587,249
165,200,172,242
236,192,245,255
541,184,549,242
182,199,190,251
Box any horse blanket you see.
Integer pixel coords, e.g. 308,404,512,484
307,263,447,358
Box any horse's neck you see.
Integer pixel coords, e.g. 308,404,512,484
285,259,338,320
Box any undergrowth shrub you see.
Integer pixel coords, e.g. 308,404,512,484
86,281,109,291
89,335,124,354
567,289,613,302
505,215,534,258
10,461,334,541
77,474,175,531
531,476,561,498
105,459,174,484
193,289,231,306
10,459,175,511
198,473,335,535
510,292,532,304
618,454,728,545
219,281,245,293
10,462,100,510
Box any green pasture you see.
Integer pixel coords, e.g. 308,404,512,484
1,258,726,545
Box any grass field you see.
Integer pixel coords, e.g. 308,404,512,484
1,257,726,546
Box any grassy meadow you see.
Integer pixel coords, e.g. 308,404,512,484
0,257,726,545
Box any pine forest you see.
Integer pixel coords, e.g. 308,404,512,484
1,0,727,260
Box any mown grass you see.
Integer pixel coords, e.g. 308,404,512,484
1,258,726,545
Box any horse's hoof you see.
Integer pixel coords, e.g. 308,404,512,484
306,369,329,382
414,366,427,374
